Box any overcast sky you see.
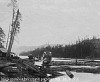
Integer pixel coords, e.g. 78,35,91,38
1,0,100,47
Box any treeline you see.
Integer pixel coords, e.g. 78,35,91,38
20,37,100,59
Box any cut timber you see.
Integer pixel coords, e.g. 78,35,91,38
39,67,65,78
66,70,74,78
22,61,47,77
9,58,47,78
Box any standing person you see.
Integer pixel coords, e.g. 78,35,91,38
28,54,35,64
42,51,52,68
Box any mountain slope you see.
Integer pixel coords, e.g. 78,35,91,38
12,46,37,55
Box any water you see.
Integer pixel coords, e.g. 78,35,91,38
18,56,29,59
35,62,100,82
14,56,100,82
50,72,100,82
1,72,100,82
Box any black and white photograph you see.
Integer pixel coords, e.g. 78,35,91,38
1,0,100,82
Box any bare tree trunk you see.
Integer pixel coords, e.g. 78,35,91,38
7,9,19,56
